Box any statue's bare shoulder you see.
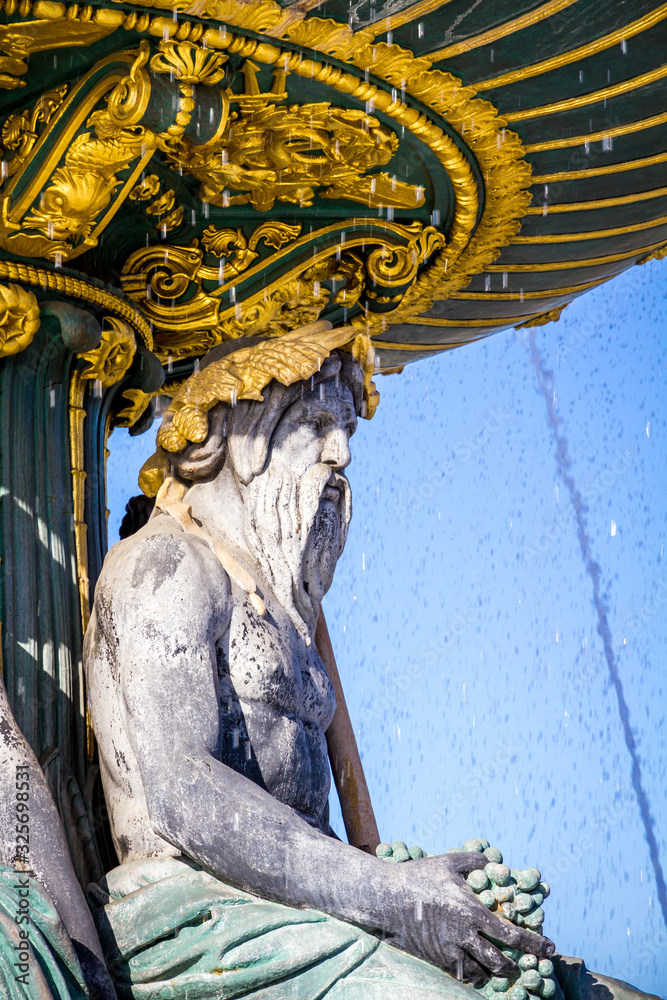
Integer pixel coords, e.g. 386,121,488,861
85,514,232,861
96,513,231,629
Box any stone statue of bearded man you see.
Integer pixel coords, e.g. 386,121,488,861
86,325,644,1000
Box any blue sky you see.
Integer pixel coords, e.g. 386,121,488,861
107,258,667,996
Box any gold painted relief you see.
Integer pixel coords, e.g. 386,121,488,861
0,1,534,355
164,59,424,212
120,220,442,359
0,15,119,90
79,317,137,388
0,282,40,356
1,85,70,181
201,221,302,275
129,174,184,235
15,109,156,260
0,40,230,262
0,48,153,261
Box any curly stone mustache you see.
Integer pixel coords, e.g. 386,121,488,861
241,460,351,642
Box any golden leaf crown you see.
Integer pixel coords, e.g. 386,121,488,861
139,323,378,495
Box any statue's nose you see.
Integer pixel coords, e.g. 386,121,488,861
321,428,351,470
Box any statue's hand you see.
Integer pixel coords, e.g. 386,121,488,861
385,851,555,985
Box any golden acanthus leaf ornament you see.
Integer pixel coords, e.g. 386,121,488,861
214,264,332,342
515,306,569,330
130,174,185,234
201,221,302,277
115,388,158,428
121,217,440,360
155,322,377,458
128,175,161,201
639,244,667,265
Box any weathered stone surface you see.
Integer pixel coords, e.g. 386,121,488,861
0,866,88,1000
85,351,555,992
0,678,116,998
93,856,482,999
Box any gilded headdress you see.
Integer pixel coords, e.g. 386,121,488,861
139,322,379,496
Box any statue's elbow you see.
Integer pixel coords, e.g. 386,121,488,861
144,753,207,848
147,796,186,851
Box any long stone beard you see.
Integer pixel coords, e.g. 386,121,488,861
241,461,351,642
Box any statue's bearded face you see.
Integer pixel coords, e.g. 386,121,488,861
239,377,357,638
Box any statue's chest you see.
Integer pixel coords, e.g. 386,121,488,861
217,602,335,729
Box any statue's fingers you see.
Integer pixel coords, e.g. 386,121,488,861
464,934,515,977
440,945,487,987
428,938,485,987
458,951,489,987
479,912,555,958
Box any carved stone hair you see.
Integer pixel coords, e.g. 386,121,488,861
163,350,363,487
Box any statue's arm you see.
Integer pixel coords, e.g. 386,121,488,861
0,680,117,999
105,533,371,907
102,530,553,985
